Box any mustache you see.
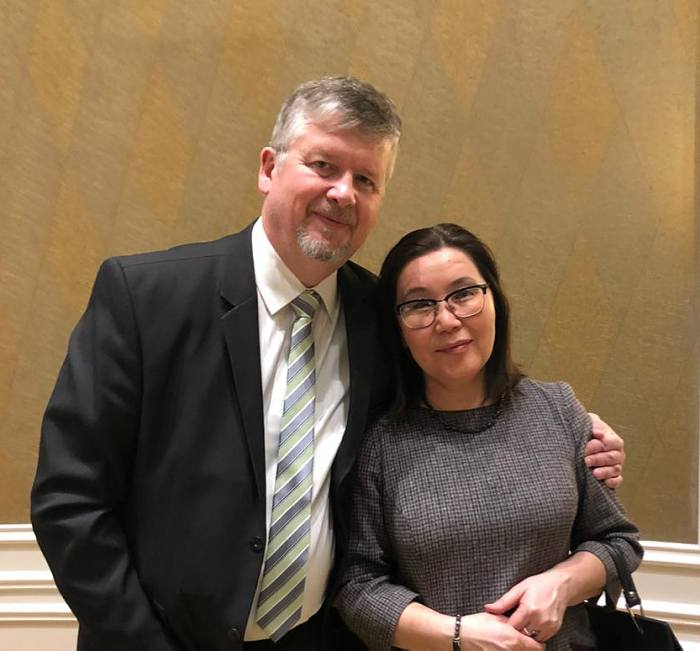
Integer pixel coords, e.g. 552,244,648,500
309,201,356,226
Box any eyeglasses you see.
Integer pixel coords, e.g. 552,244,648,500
396,284,489,329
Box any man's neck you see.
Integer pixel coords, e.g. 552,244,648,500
287,256,344,288
264,233,346,288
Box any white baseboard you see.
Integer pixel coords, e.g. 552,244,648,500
2,525,699,648
632,540,700,647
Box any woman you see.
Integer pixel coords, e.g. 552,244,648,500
336,224,642,651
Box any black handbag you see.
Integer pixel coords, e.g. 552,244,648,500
585,545,683,650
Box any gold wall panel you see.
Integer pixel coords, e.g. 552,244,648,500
0,0,697,542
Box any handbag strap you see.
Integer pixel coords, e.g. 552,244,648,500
603,544,642,611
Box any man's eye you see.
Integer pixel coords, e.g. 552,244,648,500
356,175,375,190
310,161,332,173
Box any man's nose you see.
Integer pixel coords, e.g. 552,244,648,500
327,171,356,207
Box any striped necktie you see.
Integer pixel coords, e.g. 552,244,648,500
256,290,320,641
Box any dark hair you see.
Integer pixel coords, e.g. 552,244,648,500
377,223,523,414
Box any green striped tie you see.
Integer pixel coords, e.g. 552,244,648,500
256,290,320,641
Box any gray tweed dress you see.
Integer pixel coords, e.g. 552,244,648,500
336,379,642,650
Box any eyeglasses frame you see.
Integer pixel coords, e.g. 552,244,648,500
395,283,489,329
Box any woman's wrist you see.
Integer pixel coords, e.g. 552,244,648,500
452,615,461,650
392,603,460,651
549,551,607,606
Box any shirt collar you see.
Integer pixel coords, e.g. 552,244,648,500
251,218,338,317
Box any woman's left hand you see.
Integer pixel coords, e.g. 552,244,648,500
484,569,570,643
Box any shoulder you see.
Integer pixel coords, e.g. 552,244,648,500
511,378,591,444
112,231,244,275
96,228,252,297
88,229,255,325
361,409,431,451
513,377,576,407
361,414,393,452
359,412,409,457
339,260,378,293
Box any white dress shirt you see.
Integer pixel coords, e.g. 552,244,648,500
244,219,350,640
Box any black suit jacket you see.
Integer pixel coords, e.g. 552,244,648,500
31,224,387,650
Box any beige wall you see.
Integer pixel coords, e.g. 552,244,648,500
0,0,697,542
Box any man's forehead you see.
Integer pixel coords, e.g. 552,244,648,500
294,117,391,145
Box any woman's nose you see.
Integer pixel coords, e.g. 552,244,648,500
433,301,462,331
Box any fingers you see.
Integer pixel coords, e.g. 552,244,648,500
605,475,623,489
522,626,542,643
584,436,606,454
585,450,623,469
585,454,623,490
485,583,523,615
588,412,605,434
519,630,546,651
522,634,545,650
517,621,556,644
586,452,622,479
516,627,546,649
506,604,529,631
508,604,559,642
587,413,626,461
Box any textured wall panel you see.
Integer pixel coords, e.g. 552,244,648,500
0,0,697,542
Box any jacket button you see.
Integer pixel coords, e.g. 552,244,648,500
250,536,264,553
227,627,242,642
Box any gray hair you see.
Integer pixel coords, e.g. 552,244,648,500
270,76,402,171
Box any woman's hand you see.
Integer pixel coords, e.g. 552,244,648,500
460,612,544,650
483,570,570,642
485,552,606,643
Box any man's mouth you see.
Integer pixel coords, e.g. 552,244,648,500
309,204,355,227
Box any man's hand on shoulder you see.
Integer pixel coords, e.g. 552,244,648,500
584,413,625,489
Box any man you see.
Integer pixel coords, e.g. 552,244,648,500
31,77,624,651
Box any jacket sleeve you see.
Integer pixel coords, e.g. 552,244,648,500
30,258,181,651
335,425,419,651
557,382,644,589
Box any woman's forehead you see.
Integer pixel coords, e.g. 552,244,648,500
397,248,484,296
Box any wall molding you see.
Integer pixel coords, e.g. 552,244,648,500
0,525,74,625
631,539,700,646
1,525,699,644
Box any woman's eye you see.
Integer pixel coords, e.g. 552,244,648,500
407,301,434,313
452,289,478,303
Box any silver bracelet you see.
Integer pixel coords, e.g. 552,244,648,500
452,614,461,650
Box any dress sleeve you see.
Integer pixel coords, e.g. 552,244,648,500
556,382,643,591
335,423,419,651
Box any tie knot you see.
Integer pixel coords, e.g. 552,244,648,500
290,290,320,320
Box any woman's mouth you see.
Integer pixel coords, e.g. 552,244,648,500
437,339,472,353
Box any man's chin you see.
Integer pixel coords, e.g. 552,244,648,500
297,232,350,264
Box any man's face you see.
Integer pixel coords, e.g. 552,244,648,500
259,122,394,273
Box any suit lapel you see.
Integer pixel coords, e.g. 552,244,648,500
332,265,376,491
219,225,266,498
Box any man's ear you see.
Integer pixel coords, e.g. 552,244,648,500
257,147,276,195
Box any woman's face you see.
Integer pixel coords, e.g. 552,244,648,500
395,247,496,400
